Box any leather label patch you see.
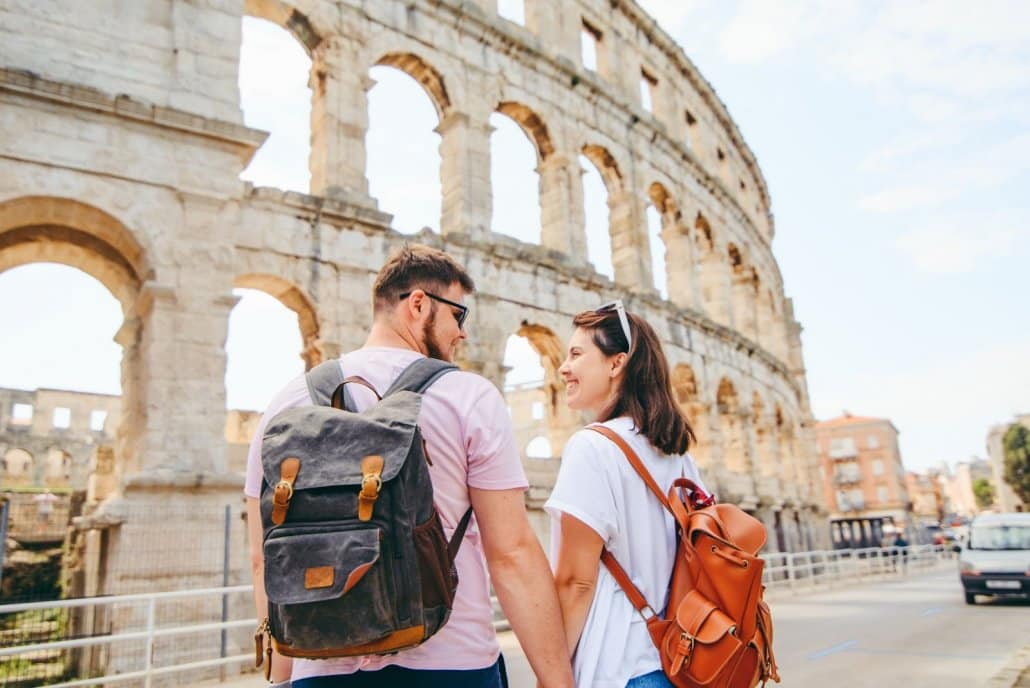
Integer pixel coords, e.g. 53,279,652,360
304,566,334,589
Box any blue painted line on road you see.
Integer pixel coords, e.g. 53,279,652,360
848,648,1004,661
808,640,857,660
919,607,943,617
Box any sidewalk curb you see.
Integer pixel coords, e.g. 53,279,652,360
985,644,1030,688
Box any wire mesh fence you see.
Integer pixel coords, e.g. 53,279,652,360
1,498,252,687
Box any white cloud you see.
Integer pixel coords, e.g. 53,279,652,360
859,132,1030,212
895,220,1026,274
717,0,859,63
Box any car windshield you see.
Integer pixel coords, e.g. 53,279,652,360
968,524,1030,550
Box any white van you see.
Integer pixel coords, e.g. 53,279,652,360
958,512,1030,605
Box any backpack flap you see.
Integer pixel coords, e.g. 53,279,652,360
264,527,380,605
261,392,421,496
666,589,743,684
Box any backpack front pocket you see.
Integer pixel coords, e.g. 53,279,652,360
264,526,396,649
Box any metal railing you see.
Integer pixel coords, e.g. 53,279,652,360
762,544,954,591
0,586,255,688
0,545,956,686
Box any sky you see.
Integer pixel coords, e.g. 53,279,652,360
1,1,1027,473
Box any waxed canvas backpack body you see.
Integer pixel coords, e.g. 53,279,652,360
255,358,471,672
589,426,780,688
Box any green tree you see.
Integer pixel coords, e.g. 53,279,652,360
1002,423,1030,505
972,477,994,509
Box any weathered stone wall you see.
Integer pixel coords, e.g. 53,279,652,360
0,0,828,679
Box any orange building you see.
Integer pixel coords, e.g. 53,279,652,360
816,413,913,547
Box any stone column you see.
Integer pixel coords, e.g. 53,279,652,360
310,37,374,201
438,111,493,239
662,220,696,310
538,152,587,260
608,189,653,291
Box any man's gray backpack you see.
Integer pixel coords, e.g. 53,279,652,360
255,358,471,673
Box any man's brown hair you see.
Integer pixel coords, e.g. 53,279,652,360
572,307,695,456
372,244,476,314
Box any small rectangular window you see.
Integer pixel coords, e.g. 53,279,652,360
12,403,33,425
872,459,884,476
868,435,880,449
53,407,71,429
877,486,889,503
497,0,525,25
531,401,544,420
90,410,108,432
640,70,657,112
684,110,697,150
581,21,600,71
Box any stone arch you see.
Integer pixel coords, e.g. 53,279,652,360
751,391,776,479
581,144,623,196
3,448,34,479
496,101,554,163
647,182,694,304
376,52,452,121
671,363,709,469
727,243,757,340
244,0,326,54
511,322,577,455
716,377,747,474
0,196,148,311
233,274,322,370
694,212,729,323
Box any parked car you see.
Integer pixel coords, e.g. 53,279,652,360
959,512,1030,605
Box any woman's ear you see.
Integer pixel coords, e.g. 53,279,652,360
609,352,628,378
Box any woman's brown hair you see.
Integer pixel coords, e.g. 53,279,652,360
572,307,695,455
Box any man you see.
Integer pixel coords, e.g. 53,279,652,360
245,245,574,687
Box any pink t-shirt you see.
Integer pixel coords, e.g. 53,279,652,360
244,347,527,678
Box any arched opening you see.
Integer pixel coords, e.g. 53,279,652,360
238,16,312,193
0,198,148,498
225,278,311,473
694,213,727,323
491,103,553,244
525,435,552,459
671,364,709,471
727,244,757,340
3,448,35,486
716,378,747,473
580,145,622,280
647,182,685,301
367,56,446,234
751,392,776,479
579,156,612,279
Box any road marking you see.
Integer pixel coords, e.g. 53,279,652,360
848,648,1005,661
919,607,943,617
808,640,857,660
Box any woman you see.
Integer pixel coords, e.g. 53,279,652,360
545,301,704,688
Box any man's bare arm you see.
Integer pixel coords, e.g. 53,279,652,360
246,497,292,682
470,487,575,688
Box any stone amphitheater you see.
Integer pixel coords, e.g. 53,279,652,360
0,0,828,657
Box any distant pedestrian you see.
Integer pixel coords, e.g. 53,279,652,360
33,489,58,524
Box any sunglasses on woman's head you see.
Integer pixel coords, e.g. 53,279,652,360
595,300,632,350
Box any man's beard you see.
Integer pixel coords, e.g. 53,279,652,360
421,306,451,361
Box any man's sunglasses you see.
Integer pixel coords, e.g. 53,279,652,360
596,299,632,351
400,290,469,329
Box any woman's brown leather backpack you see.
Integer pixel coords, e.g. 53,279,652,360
589,426,780,688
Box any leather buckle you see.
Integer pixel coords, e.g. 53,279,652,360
273,480,293,504
360,474,382,499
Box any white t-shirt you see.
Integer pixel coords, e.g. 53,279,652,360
245,347,528,679
545,417,706,688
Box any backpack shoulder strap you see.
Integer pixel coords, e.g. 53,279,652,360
305,360,350,408
382,357,459,397
587,425,673,514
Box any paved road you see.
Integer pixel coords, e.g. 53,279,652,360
207,569,1028,688
498,568,1030,688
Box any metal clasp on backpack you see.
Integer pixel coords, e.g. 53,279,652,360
358,455,384,521
271,458,300,525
